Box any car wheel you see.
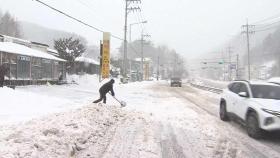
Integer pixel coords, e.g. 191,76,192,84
246,112,263,139
220,101,229,121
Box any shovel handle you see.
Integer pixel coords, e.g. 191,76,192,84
109,92,121,103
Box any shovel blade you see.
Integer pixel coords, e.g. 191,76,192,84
120,101,127,107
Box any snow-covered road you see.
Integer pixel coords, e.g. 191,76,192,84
0,76,280,157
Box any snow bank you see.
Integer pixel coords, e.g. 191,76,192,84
194,78,229,89
0,104,125,158
0,74,124,125
0,86,72,124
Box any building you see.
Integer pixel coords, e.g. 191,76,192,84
134,57,153,81
0,34,66,85
74,56,100,75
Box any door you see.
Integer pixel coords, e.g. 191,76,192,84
226,82,241,113
234,83,250,120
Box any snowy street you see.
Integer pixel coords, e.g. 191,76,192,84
1,76,280,157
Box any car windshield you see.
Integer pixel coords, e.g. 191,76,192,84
172,78,181,81
251,84,280,100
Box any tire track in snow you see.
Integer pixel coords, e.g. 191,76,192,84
159,124,186,158
99,114,161,158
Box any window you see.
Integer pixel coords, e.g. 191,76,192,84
53,61,59,79
32,57,42,79
230,83,241,94
239,83,249,94
2,52,10,64
228,83,234,90
251,84,280,100
41,59,52,79
1,52,17,79
10,54,17,79
17,55,31,79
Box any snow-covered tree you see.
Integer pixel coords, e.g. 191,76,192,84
0,12,21,37
54,37,86,73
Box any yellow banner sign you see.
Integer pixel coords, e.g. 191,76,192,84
102,32,110,78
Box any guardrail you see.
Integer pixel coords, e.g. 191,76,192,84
190,83,223,94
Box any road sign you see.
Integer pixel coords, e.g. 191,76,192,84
230,64,236,70
102,32,110,79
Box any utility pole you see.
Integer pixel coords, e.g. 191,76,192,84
140,31,150,80
123,0,141,78
141,31,143,80
236,54,239,80
221,50,226,81
227,46,233,81
242,19,254,80
157,56,159,81
173,52,178,77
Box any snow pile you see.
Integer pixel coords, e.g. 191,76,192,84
0,87,72,124
67,74,100,86
0,104,126,158
194,78,229,89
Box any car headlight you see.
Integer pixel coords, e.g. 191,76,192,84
262,108,280,118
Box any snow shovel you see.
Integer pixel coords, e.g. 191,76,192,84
109,93,127,107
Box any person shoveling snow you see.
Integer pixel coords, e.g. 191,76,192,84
93,79,126,107
93,79,115,104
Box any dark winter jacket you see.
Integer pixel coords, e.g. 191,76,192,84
99,79,115,96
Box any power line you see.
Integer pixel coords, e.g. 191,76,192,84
73,0,104,23
252,13,280,25
255,20,280,28
254,20,280,32
33,0,123,41
255,25,280,32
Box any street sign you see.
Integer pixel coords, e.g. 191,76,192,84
102,32,110,79
230,64,236,70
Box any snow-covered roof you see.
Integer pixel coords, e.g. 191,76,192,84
47,48,58,54
0,42,66,62
75,56,100,65
1,34,31,45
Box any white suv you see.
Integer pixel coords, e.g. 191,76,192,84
220,80,280,139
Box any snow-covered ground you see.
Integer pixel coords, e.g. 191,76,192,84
1,75,280,157
0,75,101,125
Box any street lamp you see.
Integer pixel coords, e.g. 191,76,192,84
129,21,147,42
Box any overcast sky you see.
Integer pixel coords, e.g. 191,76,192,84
1,0,280,58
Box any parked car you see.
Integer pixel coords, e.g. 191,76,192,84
170,77,182,87
220,80,280,139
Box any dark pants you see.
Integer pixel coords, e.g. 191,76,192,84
93,92,107,104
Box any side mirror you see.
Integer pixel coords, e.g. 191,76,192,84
238,92,248,98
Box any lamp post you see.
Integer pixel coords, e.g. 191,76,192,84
129,21,147,42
